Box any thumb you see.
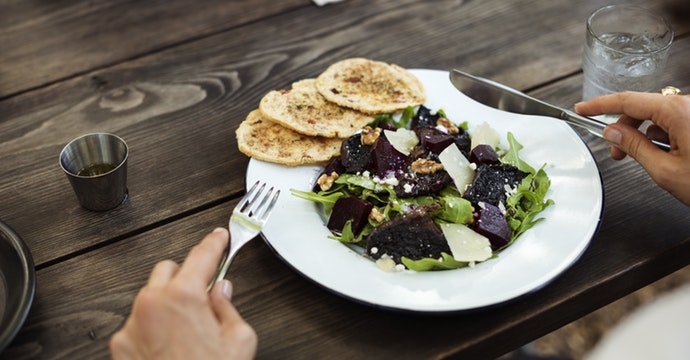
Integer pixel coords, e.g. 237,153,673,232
603,123,665,173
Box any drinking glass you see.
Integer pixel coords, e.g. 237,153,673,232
582,5,673,101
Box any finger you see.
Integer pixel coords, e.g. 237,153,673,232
646,124,670,144
147,259,179,288
617,114,645,129
575,92,676,132
209,280,242,324
576,92,664,119
211,278,234,301
603,123,666,169
177,228,229,286
209,281,258,357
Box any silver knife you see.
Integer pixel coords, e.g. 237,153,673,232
449,69,670,151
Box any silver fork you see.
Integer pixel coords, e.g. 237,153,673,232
209,181,280,290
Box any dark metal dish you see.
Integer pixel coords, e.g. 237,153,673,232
0,220,35,353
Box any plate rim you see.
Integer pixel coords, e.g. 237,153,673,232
0,220,36,352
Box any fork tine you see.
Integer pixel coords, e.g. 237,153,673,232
256,189,280,221
245,183,266,215
238,181,260,212
249,186,273,217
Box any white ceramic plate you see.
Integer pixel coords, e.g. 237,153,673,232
246,69,603,312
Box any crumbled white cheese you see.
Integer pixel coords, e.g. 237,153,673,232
375,254,397,272
403,183,414,193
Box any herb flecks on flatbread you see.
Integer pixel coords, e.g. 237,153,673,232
236,110,342,166
315,58,426,114
259,79,372,138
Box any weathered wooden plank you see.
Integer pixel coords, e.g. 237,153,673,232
0,0,309,98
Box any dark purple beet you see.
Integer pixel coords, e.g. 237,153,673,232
416,127,456,154
340,134,373,173
469,144,500,165
475,203,512,249
327,197,373,236
371,138,407,178
409,105,440,129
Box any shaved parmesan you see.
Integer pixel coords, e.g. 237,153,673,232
440,223,492,263
384,128,419,156
471,121,500,150
438,143,474,195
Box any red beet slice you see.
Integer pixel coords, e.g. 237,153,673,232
371,138,407,178
475,203,512,249
469,144,500,165
420,130,456,154
327,197,373,236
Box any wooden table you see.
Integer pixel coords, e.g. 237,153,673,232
1,0,689,358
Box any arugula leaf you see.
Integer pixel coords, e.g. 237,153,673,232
502,132,535,174
291,188,344,214
401,253,468,271
434,195,474,224
505,167,554,242
371,106,416,129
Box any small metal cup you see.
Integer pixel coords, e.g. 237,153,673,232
59,133,129,211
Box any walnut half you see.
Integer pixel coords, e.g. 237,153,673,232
317,172,339,191
411,158,444,175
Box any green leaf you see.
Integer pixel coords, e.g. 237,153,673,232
290,188,344,214
401,253,469,271
504,166,554,242
502,132,535,174
434,196,474,224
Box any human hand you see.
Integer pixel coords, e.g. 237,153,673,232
575,91,690,206
109,228,257,360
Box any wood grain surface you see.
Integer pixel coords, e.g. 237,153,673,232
1,0,689,358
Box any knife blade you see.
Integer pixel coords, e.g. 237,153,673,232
449,69,670,151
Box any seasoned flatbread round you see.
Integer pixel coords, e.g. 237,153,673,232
236,110,342,166
315,58,426,114
259,79,373,138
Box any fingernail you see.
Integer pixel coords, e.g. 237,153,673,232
603,126,622,145
212,227,226,234
220,279,233,300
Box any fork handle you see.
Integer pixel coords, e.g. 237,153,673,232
207,251,233,292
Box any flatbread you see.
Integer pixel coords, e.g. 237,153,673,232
315,58,426,114
236,110,342,166
259,79,373,138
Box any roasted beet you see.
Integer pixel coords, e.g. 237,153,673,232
416,127,456,154
453,129,472,158
475,203,512,249
327,197,373,236
409,105,440,129
463,164,529,207
394,170,452,198
371,137,407,178
366,211,450,263
469,144,500,165
340,134,372,173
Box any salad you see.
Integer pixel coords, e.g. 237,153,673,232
292,105,553,271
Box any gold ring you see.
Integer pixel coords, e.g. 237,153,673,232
661,86,681,96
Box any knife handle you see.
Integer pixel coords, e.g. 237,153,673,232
561,110,671,152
